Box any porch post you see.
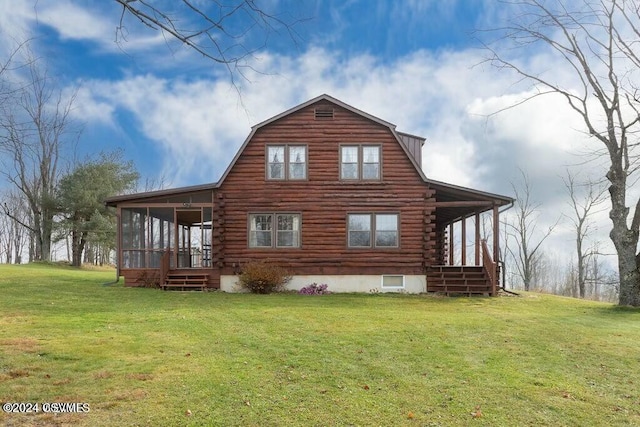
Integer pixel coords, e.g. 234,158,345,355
474,212,480,266
492,204,499,262
461,216,467,265
116,206,122,278
448,222,454,265
173,207,178,268
141,208,147,267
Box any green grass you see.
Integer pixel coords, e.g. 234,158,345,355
1,264,639,426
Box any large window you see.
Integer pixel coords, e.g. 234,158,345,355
347,213,398,248
120,206,211,269
340,145,381,180
122,207,176,268
249,213,301,248
267,145,307,180
122,207,148,268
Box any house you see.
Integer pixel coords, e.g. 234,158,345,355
105,94,513,295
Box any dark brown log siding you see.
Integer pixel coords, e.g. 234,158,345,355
218,101,436,275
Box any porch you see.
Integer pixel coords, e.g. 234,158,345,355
106,185,222,289
426,179,512,296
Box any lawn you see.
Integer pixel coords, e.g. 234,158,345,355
0,264,639,426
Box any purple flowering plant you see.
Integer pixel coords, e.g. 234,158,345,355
298,283,331,295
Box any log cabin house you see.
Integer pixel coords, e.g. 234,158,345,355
105,94,513,295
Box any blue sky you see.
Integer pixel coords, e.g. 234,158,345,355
1,0,513,187
0,0,624,272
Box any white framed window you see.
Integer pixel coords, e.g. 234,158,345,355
362,146,380,179
249,213,301,248
381,275,405,289
276,214,300,247
347,213,398,248
341,146,359,180
347,214,371,247
289,146,306,179
340,145,381,180
267,146,285,180
267,145,307,180
375,214,398,247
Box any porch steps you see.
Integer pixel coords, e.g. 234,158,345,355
161,273,210,291
427,266,491,296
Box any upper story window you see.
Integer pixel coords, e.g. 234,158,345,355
347,213,398,248
340,145,381,180
267,145,307,180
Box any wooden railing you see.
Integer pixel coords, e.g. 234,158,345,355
481,239,497,296
159,250,170,288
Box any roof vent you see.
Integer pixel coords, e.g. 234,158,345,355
314,107,334,120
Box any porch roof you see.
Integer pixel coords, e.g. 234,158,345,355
104,182,218,206
425,178,514,226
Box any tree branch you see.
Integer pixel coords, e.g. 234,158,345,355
1,202,36,233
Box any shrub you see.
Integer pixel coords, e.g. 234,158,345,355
137,270,160,288
298,283,331,295
238,260,291,294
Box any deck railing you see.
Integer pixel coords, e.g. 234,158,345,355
481,239,497,296
159,250,170,287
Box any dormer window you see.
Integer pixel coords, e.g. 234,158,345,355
340,145,381,180
267,145,307,180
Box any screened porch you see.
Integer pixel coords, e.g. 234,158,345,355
120,206,213,270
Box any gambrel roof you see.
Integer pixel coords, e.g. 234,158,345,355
216,94,428,185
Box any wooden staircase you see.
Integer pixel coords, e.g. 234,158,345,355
427,266,492,296
161,272,210,291
158,250,218,291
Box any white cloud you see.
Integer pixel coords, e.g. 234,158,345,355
74,46,594,190
36,2,112,42
69,85,115,126
0,1,32,38
81,75,250,184
0,0,182,61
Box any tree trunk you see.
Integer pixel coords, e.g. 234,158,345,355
576,212,585,298
608,166,640,306
577,254,586,299
70,228,87,267
31,211,53,262
611,228,640,306
28,230,34,263
84,242,94,265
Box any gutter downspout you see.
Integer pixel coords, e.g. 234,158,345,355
102,208,121,287
102,269,120,287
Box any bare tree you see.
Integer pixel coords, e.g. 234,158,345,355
590,243,602,298
484,0,640,306
0,61,78,262
0,40,32,101
563,170,607,298
0,207,9,263
113,0,304,85
506,170,558,291
562,261,579,297
0,190,29,264
535,250,569,294
588,247,620,301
